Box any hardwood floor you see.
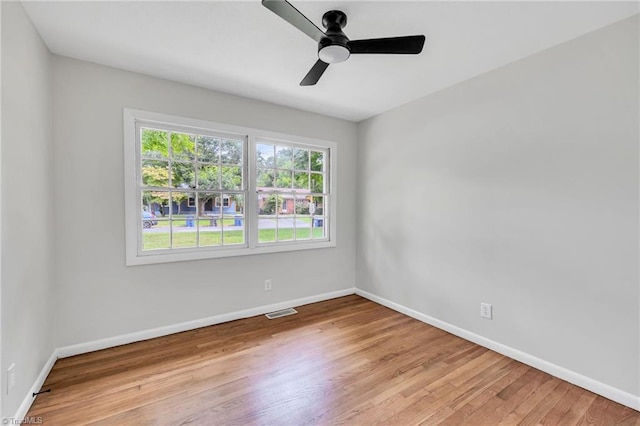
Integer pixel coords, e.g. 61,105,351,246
28,295,638,425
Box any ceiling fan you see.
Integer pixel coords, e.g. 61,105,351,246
262,0,426,86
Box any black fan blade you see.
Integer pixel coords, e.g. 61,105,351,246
262,0,325,43
300,60,329,86
349,35,425,54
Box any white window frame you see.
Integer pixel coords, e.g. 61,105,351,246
124,108,337,266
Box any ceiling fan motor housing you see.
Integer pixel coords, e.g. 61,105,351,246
322,10,347,31
318,10,350,63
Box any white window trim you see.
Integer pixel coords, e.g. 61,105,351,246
124,108,337,266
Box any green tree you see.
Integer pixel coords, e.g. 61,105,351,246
142,129,245,216
141,129,168,158
141,165,168,213
141,129,195,158
195,167,242,215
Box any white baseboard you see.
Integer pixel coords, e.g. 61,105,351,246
14,351,57,422
57,287,356,358
355,288,640,411
15,287,355,419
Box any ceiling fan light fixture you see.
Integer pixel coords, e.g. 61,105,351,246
318,45,350,64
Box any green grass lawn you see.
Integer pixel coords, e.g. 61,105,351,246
257,227,324,242
142,227,325,250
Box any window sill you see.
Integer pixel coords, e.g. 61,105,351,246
126,240,336,266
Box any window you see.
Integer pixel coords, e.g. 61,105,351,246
124,109,336,265
256,141,329,243
137,125,246,252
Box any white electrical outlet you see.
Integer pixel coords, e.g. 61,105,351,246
7,363,16,395
480,303,493,319
264,279,272,291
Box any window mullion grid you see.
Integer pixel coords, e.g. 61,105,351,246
220,189,225,246
304,152,312,241
195,189,200,249
195,152,200,249
133,114,333,262
166,131,174,249
291,171,297,241
247,135,258,249
193,133,199,248
292,191,297,241
274,189,279,242
217,147,224,247
241,136,249,248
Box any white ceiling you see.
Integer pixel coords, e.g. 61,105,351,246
22,1,639,122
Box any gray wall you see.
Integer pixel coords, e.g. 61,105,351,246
357,15,639,395
1,2,55,417
51,56,358,347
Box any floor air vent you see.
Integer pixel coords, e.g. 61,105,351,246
265,308,298,319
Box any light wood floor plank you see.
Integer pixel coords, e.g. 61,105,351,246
26,295,639,425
